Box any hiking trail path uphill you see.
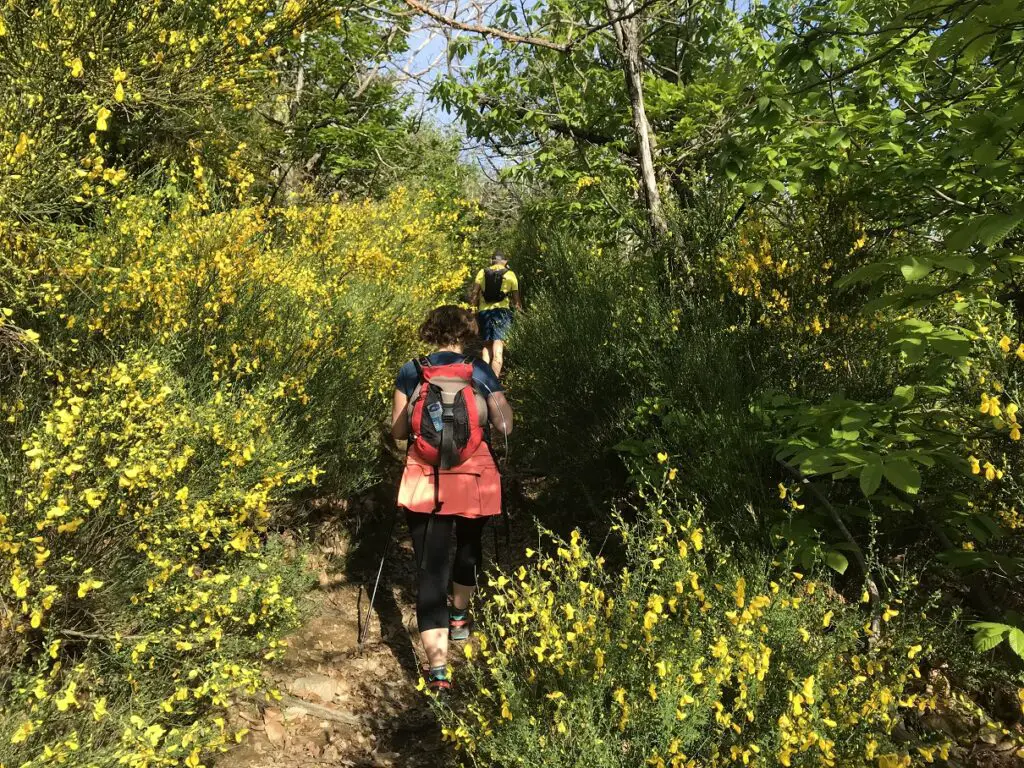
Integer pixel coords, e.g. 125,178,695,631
217,501,450,768
217,467,533,768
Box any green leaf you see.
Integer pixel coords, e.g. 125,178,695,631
946,210,1024,251
962,32,996,65
825,129,846,148
798,545,816,570
972,142,1000,165
824,551,849,575
938,256,976,274
882,459,921,494
892,385,915,407
889,108,906,124
965,519,993,544
840,410,872,430
800,450,845,475
860,461,883,497
946,218,983,252
930,330,972,359
894,335,926,364
978,212,1024,248
968,622,1008,632
939,550,1022,573
830,428,860,442
768,179,785,193
835,262,892,289
744,181,765,195
1008,629,1024,659
900,256,933,282
971,625,1007,653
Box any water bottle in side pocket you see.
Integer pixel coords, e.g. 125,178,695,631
426,401,444,433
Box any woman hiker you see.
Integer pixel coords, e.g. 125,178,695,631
390,305,513,694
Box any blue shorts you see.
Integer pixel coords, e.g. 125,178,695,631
477,309,513,342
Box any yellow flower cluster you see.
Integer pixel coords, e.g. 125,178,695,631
0,352,317,758
720,217,860,338
0,2,480,765
7,185,471,399
722,223,796,315
441,492,953,767
0,0,339,222
996,334,1024,361
979,391,1021,442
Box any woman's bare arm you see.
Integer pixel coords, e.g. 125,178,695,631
391,389,410,441
487,391,514,437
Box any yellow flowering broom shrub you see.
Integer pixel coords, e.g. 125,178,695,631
443,487,963,767
0,182,472,763
0,0,478,764
2,185,472,492
0,0,339,222
0,351,313,767
713,194,1024,656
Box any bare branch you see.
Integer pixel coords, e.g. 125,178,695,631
402,0,667,54
403,0,570,51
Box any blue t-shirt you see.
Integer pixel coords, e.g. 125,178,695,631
394,352,503,398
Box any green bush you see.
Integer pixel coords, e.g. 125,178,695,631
506,235,773,537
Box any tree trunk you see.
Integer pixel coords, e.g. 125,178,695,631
604,0,669,239
283,30,307,198
272,31,307,204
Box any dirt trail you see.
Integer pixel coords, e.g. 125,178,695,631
218,512,451,768
216,466,536,768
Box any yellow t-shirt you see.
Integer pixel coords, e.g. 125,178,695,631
475,266,519,311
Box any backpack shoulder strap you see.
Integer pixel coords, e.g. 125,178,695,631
413,356,431,377
463,357,487,390
408,357,431,406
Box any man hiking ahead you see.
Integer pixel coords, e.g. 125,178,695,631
470,251,522,377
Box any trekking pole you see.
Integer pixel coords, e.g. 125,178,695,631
492,522,501,567
358,512,399,647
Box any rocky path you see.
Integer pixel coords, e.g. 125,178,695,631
216,467,536,768
218,509,451,768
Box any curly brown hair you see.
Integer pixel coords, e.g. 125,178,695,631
418,305,479,348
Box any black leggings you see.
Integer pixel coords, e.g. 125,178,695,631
406,510,488,632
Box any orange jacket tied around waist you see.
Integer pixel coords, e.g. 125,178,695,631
398,441,501,518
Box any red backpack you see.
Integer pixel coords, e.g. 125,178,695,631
408,357,488,469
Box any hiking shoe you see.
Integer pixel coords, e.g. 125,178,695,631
448,609,471,641
424,666,452,698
